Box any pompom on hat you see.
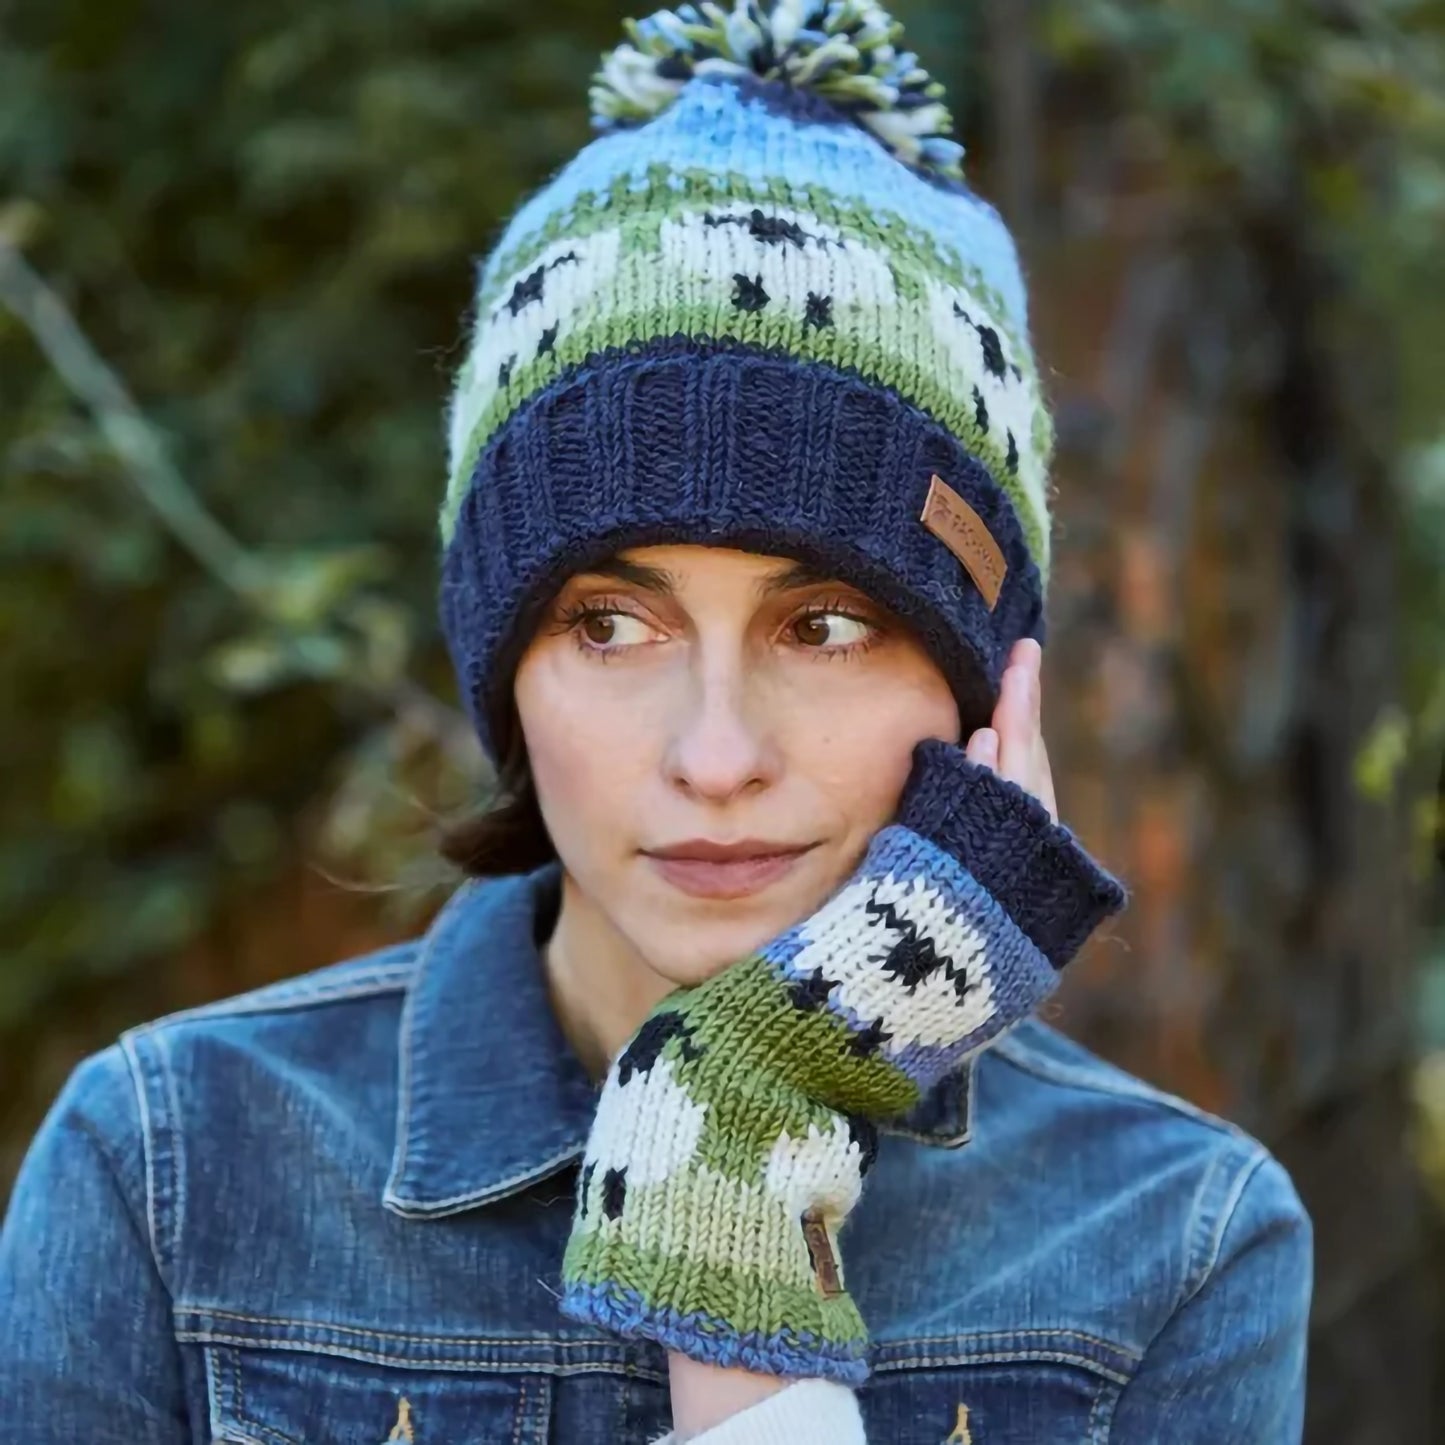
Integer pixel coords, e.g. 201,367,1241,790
439,0,1056,765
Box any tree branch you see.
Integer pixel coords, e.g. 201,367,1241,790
0,239,479,777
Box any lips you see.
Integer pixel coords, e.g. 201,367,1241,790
643,842,816,901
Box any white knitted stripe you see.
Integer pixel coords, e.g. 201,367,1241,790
783,871,999,1053
582,1052,706,1186
661,204,901,310
762,1118,867,1217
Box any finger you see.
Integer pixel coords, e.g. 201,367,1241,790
994,648,1039,789
1033,730,1059,824
966,728,998,770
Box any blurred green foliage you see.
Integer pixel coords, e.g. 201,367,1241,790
1,0,1441,1036
0,0,628,1026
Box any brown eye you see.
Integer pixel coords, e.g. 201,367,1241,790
794,614,830,647
581,613,617,646
562,604,655,654
793,611,875,650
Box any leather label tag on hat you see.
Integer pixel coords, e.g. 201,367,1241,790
801,1207,844,1298
920,474,1007,611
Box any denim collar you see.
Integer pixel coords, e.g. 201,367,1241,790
383,863,975,1218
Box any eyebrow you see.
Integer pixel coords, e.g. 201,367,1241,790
576,556,844,599
575,558,674,593
757,560,843,598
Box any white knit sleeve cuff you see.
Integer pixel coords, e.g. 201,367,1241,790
649,1378,867,1445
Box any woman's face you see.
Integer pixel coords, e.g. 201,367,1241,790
512,543,961,987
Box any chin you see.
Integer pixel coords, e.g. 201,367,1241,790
638,929,770,988
625,872,841,988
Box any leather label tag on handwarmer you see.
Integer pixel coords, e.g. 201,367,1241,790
801,1208,844,1298
920,474,1007,611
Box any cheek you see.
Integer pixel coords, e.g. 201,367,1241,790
787,669,961,828
513,651,653,849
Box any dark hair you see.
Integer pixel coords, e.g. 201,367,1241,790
436,699,557,878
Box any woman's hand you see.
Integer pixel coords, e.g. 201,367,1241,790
964,637,1058,825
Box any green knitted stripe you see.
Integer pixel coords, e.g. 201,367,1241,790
563,1226,867,1349
573,1157,817,1288
689,1080,831,1180
665,955,919,1124
443,291,1051,576
477,163,1024,352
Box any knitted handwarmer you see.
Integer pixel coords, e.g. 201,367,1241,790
559,739,1129,1384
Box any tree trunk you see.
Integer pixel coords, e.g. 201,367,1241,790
987,31,1441,1440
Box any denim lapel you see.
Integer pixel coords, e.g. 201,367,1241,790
383,863,598,1217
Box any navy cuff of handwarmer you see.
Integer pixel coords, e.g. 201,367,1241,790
896,737,1130,971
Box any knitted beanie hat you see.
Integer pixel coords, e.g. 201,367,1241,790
439,1,1054,766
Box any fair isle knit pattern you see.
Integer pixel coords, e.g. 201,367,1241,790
559,740,1129,1380
438,2,1057,765
443,190,1050,564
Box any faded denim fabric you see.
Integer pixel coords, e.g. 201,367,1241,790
1,863,1312,1443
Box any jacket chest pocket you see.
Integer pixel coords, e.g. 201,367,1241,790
859,1342,1129,1445
206,1345,540,1445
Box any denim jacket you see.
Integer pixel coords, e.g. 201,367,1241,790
1,862,1312,1443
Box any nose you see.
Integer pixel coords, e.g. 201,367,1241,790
661,652,782,804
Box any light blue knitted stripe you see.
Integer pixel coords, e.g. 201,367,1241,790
483,75,1030,338
559,1280,871,1386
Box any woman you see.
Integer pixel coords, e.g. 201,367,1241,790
1,3,1312,1441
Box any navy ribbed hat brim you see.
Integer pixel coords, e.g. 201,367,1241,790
440,338,1045,763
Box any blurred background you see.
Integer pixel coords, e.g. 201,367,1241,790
2,0,1442,1439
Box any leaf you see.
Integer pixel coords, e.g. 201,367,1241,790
1354,705,1411,802
206,629,353,693
249,546,395,629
